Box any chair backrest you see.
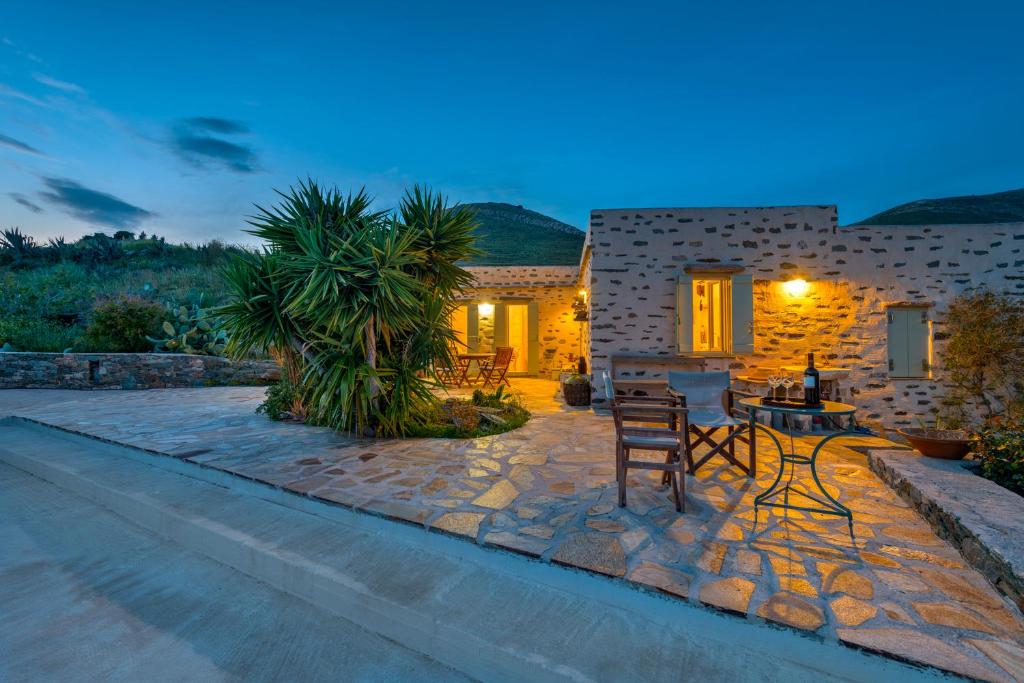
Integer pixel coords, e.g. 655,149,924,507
493,346,514,368
601,369,615,402
667,370,730,410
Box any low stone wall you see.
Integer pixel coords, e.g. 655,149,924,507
868,449,1024,611
0,352,279,390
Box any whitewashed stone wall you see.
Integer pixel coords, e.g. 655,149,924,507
586,206,1024,427
462,266,583,377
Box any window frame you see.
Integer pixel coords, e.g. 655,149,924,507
676,269,754,357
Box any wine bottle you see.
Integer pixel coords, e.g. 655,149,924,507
804,352,821,406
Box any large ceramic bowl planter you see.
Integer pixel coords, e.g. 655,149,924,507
562,376,592,407
897,428,972,460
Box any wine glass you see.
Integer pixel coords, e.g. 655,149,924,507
780,376,796,400
767,375,782,400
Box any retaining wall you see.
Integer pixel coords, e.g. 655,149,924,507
0,352,279,390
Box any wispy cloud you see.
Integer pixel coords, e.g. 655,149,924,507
39,177,154,229
0,133,43,155
32,73,86,95
180,117,249,135
166,117,259,173
0,83,48,107
9,192,44,213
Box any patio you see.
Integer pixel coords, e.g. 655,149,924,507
2,380,1022,681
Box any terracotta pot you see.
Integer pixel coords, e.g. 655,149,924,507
897,428,972,460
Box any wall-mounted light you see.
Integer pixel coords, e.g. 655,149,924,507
478,302,494,316
578,288,588,304
782,278,809,297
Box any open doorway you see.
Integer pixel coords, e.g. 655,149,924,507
505,303,530,373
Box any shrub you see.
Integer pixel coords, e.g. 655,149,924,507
0,316,80,352
81,296,165,352
940,291,1024,423
972,419,1024,496
256,378,305,421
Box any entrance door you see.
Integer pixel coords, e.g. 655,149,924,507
450,305,469,351
505,303,530,373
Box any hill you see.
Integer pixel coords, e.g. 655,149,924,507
854,188,1024,226
458,202,585,266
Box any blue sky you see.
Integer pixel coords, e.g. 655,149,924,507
1,1,1022,243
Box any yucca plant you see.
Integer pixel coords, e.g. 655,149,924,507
218,179,479,436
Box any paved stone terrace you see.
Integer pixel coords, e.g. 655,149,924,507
2,381,1023,681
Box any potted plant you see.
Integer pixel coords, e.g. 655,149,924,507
897,417,972,460
562,373,592,407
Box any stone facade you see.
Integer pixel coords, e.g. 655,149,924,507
0,352,279,390
463,266,585,377
584,206,1024,427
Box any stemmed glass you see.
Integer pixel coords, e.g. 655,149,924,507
780,376,796,400
767,375,782,401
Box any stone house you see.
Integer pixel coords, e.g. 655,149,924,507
580,205,1024,427
456,266,587,378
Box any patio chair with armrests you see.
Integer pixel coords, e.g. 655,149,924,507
667,370,757,477
434,343,470,387
477,346,514,388
603,370,690,513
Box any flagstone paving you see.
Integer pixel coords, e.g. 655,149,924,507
2,381,1023,681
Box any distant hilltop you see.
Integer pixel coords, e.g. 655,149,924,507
458,202,584,266
854,188,1024,226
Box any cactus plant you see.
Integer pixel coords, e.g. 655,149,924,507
149,302,228,355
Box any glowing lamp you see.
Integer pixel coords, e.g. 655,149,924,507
578,288,588,304
478,303,494,315
783,278,809,297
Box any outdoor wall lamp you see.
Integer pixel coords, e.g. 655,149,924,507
783,278,809,297
478,302,494,315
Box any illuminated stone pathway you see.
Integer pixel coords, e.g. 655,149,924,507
2,381,1023,681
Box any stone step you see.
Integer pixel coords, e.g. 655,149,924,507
0,417,949,683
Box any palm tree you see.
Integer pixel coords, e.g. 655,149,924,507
218,180,479,436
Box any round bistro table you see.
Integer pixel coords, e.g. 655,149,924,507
738,397,859,536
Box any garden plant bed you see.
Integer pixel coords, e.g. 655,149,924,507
868,448,1024,611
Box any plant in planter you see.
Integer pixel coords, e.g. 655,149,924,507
562,373,591,407
897,416,972,460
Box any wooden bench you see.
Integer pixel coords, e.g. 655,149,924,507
606,353,707,398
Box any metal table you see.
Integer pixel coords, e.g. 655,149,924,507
739,397,859,536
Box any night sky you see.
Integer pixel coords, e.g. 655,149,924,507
2,1,1022,243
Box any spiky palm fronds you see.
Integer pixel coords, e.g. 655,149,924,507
218,180,478,437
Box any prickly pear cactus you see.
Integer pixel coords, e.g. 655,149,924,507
149,303,228,356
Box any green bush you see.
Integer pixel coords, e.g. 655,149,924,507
257,379,304,421
0,316,79,352
81,296,165,352
973,421,1024,496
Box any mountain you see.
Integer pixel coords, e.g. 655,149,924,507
854,188,1024,226
458,202,585,266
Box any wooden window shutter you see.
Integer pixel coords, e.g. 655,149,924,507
906,308,931,377
466,304,480,352
676,273,694,354
730,273,754,355
887,308,910,377
493,303,508,349
527,301,539,374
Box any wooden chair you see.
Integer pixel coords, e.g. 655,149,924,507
477,346,514,388
667,370,756,477
611,393,689,513
435,344,470,387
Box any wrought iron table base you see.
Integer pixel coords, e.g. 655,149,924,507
749,415,857,538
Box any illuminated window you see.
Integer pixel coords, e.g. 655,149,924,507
692,277,730,353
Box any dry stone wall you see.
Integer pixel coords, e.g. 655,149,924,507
0,352,279,390
586,206,1024,426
